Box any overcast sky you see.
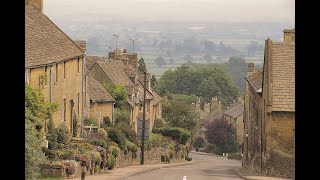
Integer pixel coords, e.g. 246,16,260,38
44,0,295,23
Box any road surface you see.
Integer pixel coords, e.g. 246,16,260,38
123,151,243,180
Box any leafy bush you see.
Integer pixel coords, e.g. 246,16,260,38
62,160,77,177
103,83,128,109
165,154,170,163
115,122,137,144
168,150,174,159
154,118,165,128
75,143,95,154
125,139,138,153
60,148,80,160
107,153,116,170
107,127,126,149
110,146,120,158
103,116,112,127
114,108,131,124
56,124,71,146
193,137,205,148
89,139,107,149
205,143,216,153
152,127,191,145
95,146,107,169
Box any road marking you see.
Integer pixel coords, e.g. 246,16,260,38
183,176,187,180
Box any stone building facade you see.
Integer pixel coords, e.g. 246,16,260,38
243,29,295,178
223,103,244,147
25,2,85,136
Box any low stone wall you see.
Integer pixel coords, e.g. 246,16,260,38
40,163,65,178
266,149,295,178
116,147,187,168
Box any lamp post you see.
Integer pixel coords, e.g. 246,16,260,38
113,34,119,60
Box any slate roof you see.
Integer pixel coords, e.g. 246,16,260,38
270,41,295,112
88,75,115,103
223,103,244,118
25,5,84,68
245,69,263,92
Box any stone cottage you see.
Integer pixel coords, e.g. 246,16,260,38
25,1,85,136
243,28,295,178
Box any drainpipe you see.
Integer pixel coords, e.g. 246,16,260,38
81,56,86,137
112,102,115,125
50,65,53,103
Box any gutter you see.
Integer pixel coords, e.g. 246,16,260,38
49,65,53,103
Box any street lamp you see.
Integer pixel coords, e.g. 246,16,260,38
113,34,119,60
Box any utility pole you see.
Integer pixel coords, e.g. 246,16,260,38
130,38,136,53
113,34,119,60
141,70,147,165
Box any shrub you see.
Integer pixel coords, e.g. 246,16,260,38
60,148,80,160
107,153,116,170
195,147,199,152
90,151,102,166
62,160,77,178
206,143,216,153
165,154,170,163
168,150,174,159
152,127,191,145
109,146,120,158
75,143,95,154
103,116,112,127
193,137,205,148
115,122,137,144
95,146,107,169
114,108,131,124
89,139,107,149
56,124,71,146
107,127,126,149
125,139,138,153
154,118,165,128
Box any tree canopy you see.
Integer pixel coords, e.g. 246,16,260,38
156,64,240,107
103,83,128,109
205,117,238,154
138,57,147,73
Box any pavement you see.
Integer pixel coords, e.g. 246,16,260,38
232,166,294,180
69,159,194,180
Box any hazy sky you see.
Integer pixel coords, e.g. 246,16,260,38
45,0,295,23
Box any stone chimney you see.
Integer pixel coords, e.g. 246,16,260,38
283,28,295,43
26,0,44,13
74,40,87,52
204,102,210,113
210,96,219,111
195,97,201,110
247,62,254,73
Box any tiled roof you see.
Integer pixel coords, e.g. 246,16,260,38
223,103,244,118
88,75,115,103
245,69,263,92
137,80,154,100
86,56,106,70
150,86,162,105
96,60,134,90
270,42,295,112
25,5,83,68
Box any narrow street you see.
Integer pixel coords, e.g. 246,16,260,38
123,151,243,180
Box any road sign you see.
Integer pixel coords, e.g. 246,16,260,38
137,119,150,140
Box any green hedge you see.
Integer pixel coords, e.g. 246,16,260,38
152,127,191,145
106,127,126,149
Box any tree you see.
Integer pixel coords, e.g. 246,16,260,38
162,100,196,132
138,57,147,73
204,117,238,154
151,75,157,87
224,56,248,92
193,137,205,148
156,64,240,107
154,56,166,67
25,84,57,179
114,108,130,124
203,40,217,55
103,83,128,109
